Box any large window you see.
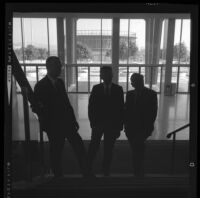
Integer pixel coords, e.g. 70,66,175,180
76,19,112,64
173,19,190,64
67,18,112,93
13,17,57,89
13,18,57,64
118,19,146,92
172,19,190,93
119,19,145,64
13,16,190,94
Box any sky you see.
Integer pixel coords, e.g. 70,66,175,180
13,18,191,51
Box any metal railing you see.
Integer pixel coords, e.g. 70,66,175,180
12,50,46,181
18,63,189,94
166,123,190,174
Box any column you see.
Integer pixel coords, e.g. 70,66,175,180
112,18,120,84
56,17,65,82
164,19,175,90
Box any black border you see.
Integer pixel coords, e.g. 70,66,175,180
4,2,199,198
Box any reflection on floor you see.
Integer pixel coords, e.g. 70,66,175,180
68,93,190,140
14,93,190,141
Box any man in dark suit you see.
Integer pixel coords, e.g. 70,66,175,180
124,73,158,177
33,56,90,178
88,66,124,176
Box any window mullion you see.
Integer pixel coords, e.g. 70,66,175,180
47,18,50,57
21,18,25,64
101,19,102,64
127,19,130,65
112,18,120,84
164,19,175,91
177,19,183,92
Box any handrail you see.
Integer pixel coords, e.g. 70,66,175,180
166,123,190,174
166,124,190,139
12,49,46,179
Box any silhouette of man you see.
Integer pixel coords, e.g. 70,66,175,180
124,73,158,177
88,66,124,176
33,56,90,178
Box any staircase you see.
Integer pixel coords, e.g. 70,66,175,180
12,174,190,198
12,140,190,198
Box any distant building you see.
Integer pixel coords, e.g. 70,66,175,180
76,30,137,62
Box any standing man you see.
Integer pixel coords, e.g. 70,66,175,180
124,73,158,177
33,56,90,178
88,66,124,176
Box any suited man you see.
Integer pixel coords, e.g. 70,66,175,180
124,73,158,177
88,66,124,176
33,56,90,178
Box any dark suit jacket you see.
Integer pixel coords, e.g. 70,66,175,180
33,76,77,134
124,87,158,138
88,83,124,131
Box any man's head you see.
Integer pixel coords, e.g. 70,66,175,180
100,66,113,85
130,73,144,90
46,56,63,78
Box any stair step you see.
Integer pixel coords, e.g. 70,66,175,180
13,174,189,189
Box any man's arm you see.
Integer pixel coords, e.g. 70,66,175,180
119,86,124,131
33,83,48,131
59,79,79,129
152,92,158,123
33,83,45,115
124,92,130,129
88,86,97,129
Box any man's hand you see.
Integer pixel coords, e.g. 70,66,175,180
75,121,79,131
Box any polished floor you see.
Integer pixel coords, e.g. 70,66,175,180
13,93,190,141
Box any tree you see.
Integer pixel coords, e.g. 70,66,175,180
128,40,139,58
106,40,138,60
24,45,39,60
173,42,188,62
76,42,92,60
14,45,49,62
37,48,48,60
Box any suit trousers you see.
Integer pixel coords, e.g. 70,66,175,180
47,129,88,177
126,133,147,176
88,128,118,175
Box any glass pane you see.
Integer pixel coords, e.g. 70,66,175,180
159,19,168,64
76,19,101,63
128,67,139,90
119,19,129,64
26,66,37,89
38,66,47,80
78,67,88,92
141,67,150,88
178,67,190,92
63,18,67,64
23,18,48,63
48,18,58,56
90,67,100,92
129,19,145,64
67,67,77,92
181,19,190,64
13,18,23,63
171,67,178,84
152,67,161,92
77,94,91,139
102,19,112,64
119,67,127,92
16,81,21,92
173,19,190,64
